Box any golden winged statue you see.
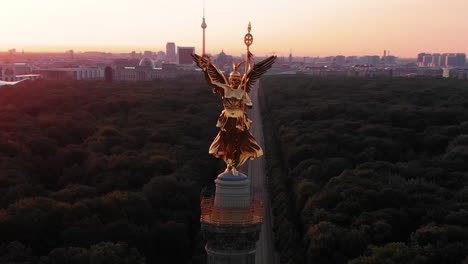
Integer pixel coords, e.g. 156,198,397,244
192,52,276,176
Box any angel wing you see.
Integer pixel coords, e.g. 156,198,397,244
241,55,277,93
192,53,228,95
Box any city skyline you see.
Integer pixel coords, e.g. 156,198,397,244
2,0,468,57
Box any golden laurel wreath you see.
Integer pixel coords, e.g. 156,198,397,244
198,54,211,69
244,33,253,47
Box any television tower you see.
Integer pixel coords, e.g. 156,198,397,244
201,1,207,55
289,48,292,64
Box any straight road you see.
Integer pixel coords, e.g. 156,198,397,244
247,83,275,264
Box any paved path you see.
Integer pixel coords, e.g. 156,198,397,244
247,83,275,264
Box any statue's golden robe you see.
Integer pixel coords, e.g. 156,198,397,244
209,90,262,169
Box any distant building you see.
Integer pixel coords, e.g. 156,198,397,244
417,68,442,76
417,53,428,63
458,69,468,79
162,63,177,72
143,51,153,58
386,56,397,65
335,55,346,65
440,53,448,66
139,57,155,68
157,51,166,61
417,52,465,68
456,53,466,67
112,57,185,81
105,66,113,82
166,42,176,63
443,67,468,79
443,67,455,78
432,53,441,67
346,56,358,64
177,46,195,65
114,59,140,68
113,67,143,81
37,67,104,81
114,57,159,81
68,50,74,59
423,54,433,65
215,50,232,67
446,54,457,67
1,63,33,81
366,56,380,66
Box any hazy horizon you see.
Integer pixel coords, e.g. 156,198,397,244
2,0,468,57
0,47,430,59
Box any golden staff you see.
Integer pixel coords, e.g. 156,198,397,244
244,22,253,72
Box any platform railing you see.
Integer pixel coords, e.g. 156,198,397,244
200,198,263,225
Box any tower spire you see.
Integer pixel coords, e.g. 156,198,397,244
201,0,207,55
289,48,292,64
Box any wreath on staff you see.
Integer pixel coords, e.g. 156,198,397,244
198,54,211,69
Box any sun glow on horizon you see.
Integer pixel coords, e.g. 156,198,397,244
2,0,468,57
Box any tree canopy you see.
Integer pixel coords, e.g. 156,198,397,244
261,76,468,264
0,79,221,263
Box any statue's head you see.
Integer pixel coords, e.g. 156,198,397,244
229,71,242,87
229,61,245,87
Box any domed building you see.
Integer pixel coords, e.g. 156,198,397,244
139,57,155,68
113,57,164,81
215,50,232,67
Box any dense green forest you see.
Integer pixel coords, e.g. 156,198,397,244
0,79,221,263
261,76,468,264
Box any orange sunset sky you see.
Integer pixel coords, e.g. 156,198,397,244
2,0,467,57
